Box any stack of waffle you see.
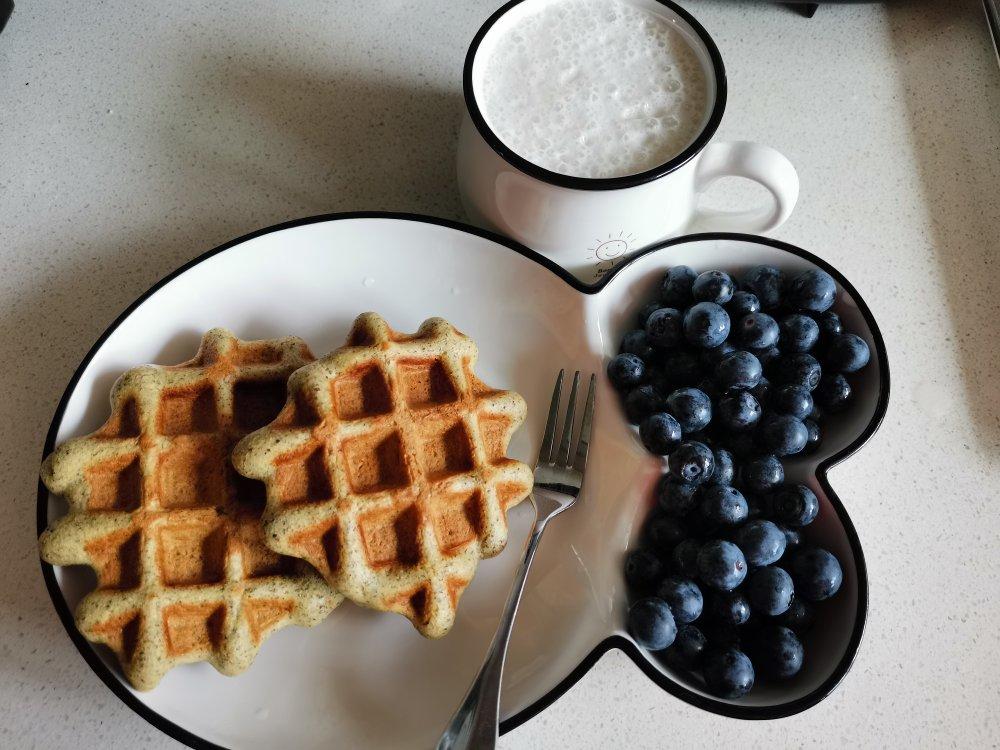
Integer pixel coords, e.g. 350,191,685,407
40,315,532,689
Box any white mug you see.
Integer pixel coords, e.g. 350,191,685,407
456,0,800,283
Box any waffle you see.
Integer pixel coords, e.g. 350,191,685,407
232,313,533,638
39,329,341,690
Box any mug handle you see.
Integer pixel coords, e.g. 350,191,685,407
688,141,799,234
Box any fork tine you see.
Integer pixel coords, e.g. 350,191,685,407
573,374,597,473
556,371,581,467
537,369,565,465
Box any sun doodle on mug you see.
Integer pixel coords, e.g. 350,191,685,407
589,231,636,278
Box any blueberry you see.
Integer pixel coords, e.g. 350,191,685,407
814,309,843,340
700,486,749,526
779,313,820,353
825,333,870,373
747,566,794,616
699,340,736,370
668,441,716,485
628,597,677,651
734,519,787,567
772,484,819,527
708,449,735,486
657,576,704,624
741,265,785,310
683,302,731,349
753,625,804,679
715,350,763,391
787,269,837,313
726,290,760,319
607,353,645,391
738,313,780,350
778,525,803,556
646,515,689,555
697,540,747,591
666,387,712,433
773,352,822,391
740,454,784,494
665,624,708,671
654,350,701,390
657,476,699,517
639,412,683,455
802,418,822,454
636,301,662,329
619,329,654,361
703,648,755,698
671,539,702,578
807,403,823,422
625,385,669,425
814,373,852,412
706,590,751,626
759,413,809,456
770,384,814,420
754,345,781,372
717,391,762,432
790,547,843,601
625,548,665,591
774,599,814,635
660,265,697,308
692,270,735,305
645,307,685,349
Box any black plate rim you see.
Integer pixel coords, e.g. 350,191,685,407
36,211,889,747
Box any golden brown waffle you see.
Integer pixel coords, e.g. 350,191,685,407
232,313,533,638
39,329,341,690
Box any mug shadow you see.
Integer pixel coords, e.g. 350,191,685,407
3,46,468,697
886,0,1000,457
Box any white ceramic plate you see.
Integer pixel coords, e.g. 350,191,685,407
38,214,889,749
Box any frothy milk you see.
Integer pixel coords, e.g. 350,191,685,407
479,0,709,179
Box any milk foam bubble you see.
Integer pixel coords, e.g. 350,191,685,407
479,0,709,179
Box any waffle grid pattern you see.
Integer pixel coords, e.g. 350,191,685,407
40,330,340,690
234,314,533,638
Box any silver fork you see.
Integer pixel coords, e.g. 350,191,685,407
437,370,597,750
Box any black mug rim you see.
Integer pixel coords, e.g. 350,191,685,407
462,0,729,192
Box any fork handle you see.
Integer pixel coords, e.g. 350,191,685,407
436,511,549,750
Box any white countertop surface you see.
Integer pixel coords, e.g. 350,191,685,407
3,0,1000,747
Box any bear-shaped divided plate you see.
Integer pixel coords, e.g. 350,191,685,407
38,213,888,749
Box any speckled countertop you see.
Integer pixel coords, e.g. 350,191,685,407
2,0,999,747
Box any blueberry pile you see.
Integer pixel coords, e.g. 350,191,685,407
610,264,870,699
